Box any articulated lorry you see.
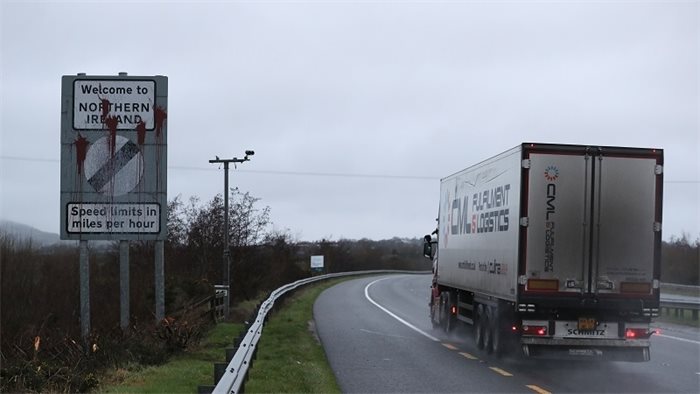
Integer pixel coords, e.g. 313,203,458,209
424,143,663,361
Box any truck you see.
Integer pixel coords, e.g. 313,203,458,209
423,143,663,361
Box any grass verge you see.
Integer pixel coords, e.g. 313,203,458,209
98,322,243,393
243,279,346,393
97,278,349,393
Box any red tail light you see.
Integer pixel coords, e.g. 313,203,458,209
451,305,457,315
522,325,548,336
625,328,650,339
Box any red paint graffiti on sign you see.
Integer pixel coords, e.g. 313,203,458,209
99,96,111,121
154,105,167,139
74,134,89,175
104,115,119,155
135,120,147,146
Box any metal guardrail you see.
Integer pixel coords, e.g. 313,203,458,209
208,270,428,394
660,282,700,292
659,299,700,321
659,282,700,321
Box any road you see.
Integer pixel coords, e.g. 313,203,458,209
314,274,700,393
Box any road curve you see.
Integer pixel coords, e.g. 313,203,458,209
313,274,700,394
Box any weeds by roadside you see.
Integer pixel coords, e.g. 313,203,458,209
0,309,212,393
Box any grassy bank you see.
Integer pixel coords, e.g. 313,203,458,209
99,322,243,393
243,279,344,393
97,278,347,393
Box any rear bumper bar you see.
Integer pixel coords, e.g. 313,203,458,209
521,338,651,362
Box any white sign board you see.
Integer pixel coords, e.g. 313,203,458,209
73,80,156,130
60,74,167,241
66,203,160,234
310,255,324,269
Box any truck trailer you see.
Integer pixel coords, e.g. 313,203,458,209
424,143,663,361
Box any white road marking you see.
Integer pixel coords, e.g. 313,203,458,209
655,333,700,345
364,277,439,342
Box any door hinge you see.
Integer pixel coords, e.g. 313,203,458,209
653,222,662,232
521,159,531,169
655,165,663,175
520,217,529,227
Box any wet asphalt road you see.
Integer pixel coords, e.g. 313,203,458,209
313,274,700,393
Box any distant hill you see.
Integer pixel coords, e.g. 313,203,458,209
0,220,61,247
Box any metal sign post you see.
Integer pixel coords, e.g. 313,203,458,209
60,73,168,338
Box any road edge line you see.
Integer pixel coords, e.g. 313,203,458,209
364,277,439,342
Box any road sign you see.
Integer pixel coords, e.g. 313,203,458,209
311,255,324,269
73,80,156,130
60,74,167,240
84,135,144,196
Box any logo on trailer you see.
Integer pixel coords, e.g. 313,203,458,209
544,165,559,182
543,164,558,273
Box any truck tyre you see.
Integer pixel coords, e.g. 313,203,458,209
483,311,493,354
430,294,440,328
437,293,447,329
489,306,504,357
474,304,485,350
442,292,454,333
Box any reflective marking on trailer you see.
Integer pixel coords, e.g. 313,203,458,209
442,343,458,351
459,352,478,360
489,367,513,377
526,384,552,394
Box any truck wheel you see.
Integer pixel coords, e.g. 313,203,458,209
438,292,449,329
430,295,440,328
474,305,485,350
483,312,493,354
430,301,438,328
490,307,504,357
442,292,454,333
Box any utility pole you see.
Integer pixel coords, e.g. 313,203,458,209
209,150,254,319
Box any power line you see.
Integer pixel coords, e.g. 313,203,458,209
1,155,698,183
0,155,439,180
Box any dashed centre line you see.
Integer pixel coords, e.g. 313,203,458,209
490,367,513,377
459,351,478,360
442,343,458,351
527,384,552,394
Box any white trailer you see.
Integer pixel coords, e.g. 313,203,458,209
424,143,663,361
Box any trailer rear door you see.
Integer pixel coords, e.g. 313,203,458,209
523,146,662,296
593,156,660,295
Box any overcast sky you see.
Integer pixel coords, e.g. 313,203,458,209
1,0,698,242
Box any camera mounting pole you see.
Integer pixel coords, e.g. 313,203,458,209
209,150,254,319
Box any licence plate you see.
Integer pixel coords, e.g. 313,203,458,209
578,317,597,330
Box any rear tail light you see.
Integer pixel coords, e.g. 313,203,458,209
451,305,457,315
625,328,651,339
522,325,548,336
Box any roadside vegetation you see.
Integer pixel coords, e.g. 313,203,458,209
0,189,428,392
98,322,243,393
